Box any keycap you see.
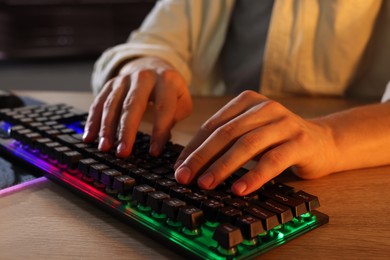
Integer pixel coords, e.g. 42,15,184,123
207,190,231,201
260,189,307,217
266,182,295,195
161,198,186,221
185,192,207,208
177,206,204,230
78,158,98,175
212,223,243,250
112,175,136,194
141,173,162,186
245,205,279,230
255,199,293,224
101,169,122,187
155,179,176,193
61,150,83,169
52,146,71,161
201,199,224,222
217,207,243,224
89,163,109,181
146,191,170,213
224,198,249,210
170,185,192,200
292,190,320,211
132,184,155,205
235,215,264,240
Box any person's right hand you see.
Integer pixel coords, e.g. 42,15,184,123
83,56,192,157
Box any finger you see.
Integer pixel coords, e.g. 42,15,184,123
116,70,156,157
197,119,291,189
175,91,267,169
83,80,114,143
98,76,130,151
173,81,192,122
149,71,181,156
175,99,282,185
231,140,299,196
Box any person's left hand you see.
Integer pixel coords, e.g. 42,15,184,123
174,91,337,196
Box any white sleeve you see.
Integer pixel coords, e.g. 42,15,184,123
381,81,390,103
91,0,192,95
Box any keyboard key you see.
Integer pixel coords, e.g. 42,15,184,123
89,163,109,181
255,199,293,224
61,150,83,169
141,173,162,186
177,206,204,230
170,185,192,200
212,223,243,250
155,178,176,193
245,205,279,231
260,189,307,217
217,206,243,224
292,190,320,211
185,192,207,208
101,169,122,187
201,199,224,222
146,191,170,213
132,184,155,205
78,158,98,175
235,215,264,240
224,198,249,210
161,198,186,221
112,175,136,194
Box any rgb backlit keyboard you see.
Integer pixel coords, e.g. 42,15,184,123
0,103,329,259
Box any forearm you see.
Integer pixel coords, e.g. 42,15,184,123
315,101,390,173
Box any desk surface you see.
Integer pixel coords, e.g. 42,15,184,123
1,91,390,259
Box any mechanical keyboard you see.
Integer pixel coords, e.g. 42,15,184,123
0,103,329,259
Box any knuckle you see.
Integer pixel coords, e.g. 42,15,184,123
89,100,101,113
261,99,284,113
99,125,112,137
214,159,231,178
294,131,310,145
239,90,258,100
188,151,207,168
103,97,115,111
122,95,136,111
216,123,238,140
241,169,267,188
161,69,178,81
137,69,155,80
154,100,171,113
238,132,261,151
238,90,266,101
201,118,218,133
262,149,285,168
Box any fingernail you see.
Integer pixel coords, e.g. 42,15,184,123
149,142,160,156
174,160,184,170
233,181,247,194
82,131,89,141
198,172,215,189
175,166,192,184
116,142,126,155
98,137,108,150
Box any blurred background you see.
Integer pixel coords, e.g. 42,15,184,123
0,0,156,91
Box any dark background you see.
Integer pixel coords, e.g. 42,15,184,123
0,0,156,91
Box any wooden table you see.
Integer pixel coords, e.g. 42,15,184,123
1,91,389,259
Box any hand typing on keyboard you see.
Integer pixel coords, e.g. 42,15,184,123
83,56,192,157
174,91,336,196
